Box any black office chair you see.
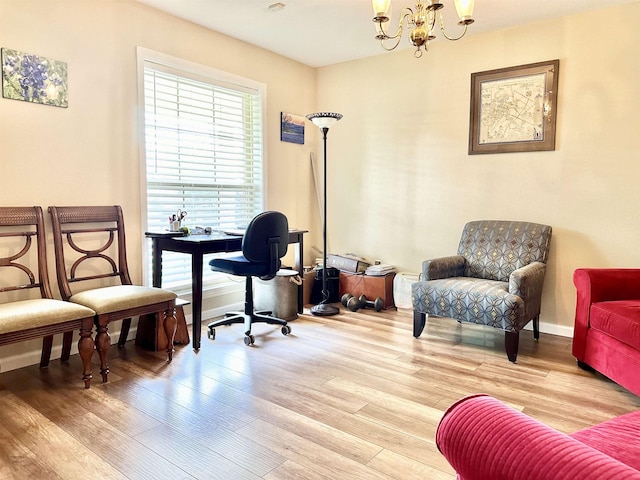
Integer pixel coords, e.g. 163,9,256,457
207,211,292,346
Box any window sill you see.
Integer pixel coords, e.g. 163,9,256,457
171,275,245,301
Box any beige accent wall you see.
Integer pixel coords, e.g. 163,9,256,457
316,2,640,336
1,0,639,370
0,0,318,370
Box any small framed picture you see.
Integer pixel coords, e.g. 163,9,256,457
280,112,305,144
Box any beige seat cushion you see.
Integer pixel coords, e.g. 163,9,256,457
0,299,95,334
69,285,176,314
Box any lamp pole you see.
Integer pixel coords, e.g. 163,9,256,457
306,112,342,316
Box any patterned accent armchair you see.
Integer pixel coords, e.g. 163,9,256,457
412,220,552,362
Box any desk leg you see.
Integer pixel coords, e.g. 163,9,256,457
294,237,304,313
151,238,162,288
191,252,203,350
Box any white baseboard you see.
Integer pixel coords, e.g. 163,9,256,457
200,302,243,324
405,309,574,338
0,301,245,373
1,305,572,373
523,320,573,338
0,324,133,373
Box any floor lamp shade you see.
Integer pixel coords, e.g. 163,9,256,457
306,112,343,316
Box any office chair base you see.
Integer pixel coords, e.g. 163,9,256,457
206,311,290,345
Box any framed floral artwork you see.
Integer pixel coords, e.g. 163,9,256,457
1,48,68,108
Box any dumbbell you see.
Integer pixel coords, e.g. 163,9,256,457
341,293,384,312
341,293,366,312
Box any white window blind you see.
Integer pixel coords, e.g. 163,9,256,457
142,58,264,290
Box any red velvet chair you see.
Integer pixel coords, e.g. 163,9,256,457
573,268,640,396
436,394,640,480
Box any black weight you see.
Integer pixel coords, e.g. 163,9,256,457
373,297,384,312
359,296,385,312
341,293,353,307
347,296,362,312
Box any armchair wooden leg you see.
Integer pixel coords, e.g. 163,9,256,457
533,315,540,341
163,308,177,362
413,311,426,338
95,319,111,383
78,318,94,389
505,331,519,362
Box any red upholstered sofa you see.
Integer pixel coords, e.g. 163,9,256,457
573,268,640,396
436,394,640,480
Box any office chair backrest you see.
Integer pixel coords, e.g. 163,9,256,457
242,211,288,274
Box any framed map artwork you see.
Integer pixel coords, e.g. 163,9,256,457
468,59,559,154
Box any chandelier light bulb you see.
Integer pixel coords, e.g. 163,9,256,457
454,0,475,24
372,0,391,18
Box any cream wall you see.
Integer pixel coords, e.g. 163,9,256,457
1,0,639,371
317,2,640,336
0,0,318,370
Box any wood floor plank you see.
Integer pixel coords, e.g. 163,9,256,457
237,418,393,480
264,459,340,480
0,308,638,480
367,448,456,480
96,360,290,475
0,390,129,480
21,360,164,437
0,419,66,480
133,424,263,479
247,380,385,464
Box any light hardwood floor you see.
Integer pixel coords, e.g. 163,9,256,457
1,307,638,479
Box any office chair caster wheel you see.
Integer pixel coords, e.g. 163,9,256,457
244,334,255,346
281,325,291,335
207,328,216,340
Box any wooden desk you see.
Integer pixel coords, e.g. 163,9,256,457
145,230,307,349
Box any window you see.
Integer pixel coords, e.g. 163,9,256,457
138,48,266,290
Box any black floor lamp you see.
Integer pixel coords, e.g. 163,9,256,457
306,111,343,316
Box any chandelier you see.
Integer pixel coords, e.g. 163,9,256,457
372,0,475,58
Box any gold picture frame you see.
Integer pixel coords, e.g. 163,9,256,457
468,59,559,155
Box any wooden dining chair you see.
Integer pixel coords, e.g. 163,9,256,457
0,206,96,388
48,205,177,383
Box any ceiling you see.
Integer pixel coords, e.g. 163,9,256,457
134,0,637,68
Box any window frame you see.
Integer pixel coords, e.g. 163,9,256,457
136,47,268,292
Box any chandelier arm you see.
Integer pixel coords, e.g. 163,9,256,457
378,8,414,41
380,34,403,51
427,9,436,31
438,11,468,41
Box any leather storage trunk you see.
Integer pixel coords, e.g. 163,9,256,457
339,272,396,309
